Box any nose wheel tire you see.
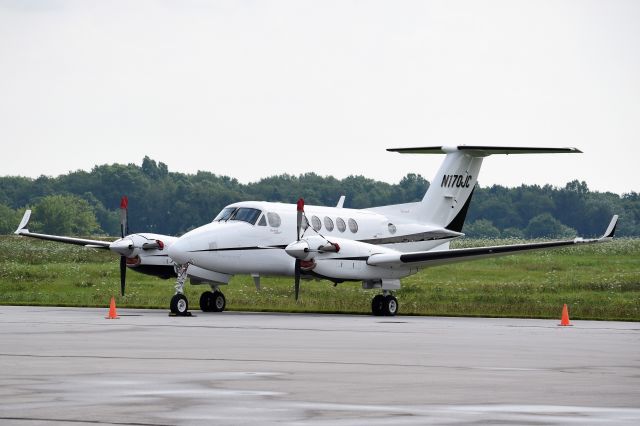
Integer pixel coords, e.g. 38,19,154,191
199,290,226,313
371,294,398,316
170,294,189,316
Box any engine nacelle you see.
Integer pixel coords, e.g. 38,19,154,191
291,236,412,282
123,233,178,279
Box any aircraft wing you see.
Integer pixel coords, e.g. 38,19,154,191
368,215,618,268
14,210,112,249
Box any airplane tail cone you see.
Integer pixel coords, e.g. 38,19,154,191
558,303,572,326
106,296,119,319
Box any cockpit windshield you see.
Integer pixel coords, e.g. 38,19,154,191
213,207,263,225
213,207,236,222
230,208,262,225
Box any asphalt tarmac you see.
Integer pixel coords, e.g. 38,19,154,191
0,305,638,425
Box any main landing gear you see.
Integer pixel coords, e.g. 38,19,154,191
371,292,399,316
199,290,226,312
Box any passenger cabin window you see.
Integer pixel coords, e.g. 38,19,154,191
267,212,281,228
348,218,358,233
336,217,346,232
229,208,262,225
311,215,322,231
388,223,397,234
324,216,334,232
213,207,236,222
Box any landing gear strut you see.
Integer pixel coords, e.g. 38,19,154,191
170,263,191,316
199,290,226,312
371,292,398,316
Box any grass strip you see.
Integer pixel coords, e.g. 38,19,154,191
0,236,638,320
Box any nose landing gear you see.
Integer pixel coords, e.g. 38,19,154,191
170,293,189,316
170,263,191,316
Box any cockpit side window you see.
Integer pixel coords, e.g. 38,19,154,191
229,207,262,225
258,215,267,226
214,207,236,222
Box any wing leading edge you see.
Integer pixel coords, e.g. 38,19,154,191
368,215,618,268
387,146,582,155
14,209,112,249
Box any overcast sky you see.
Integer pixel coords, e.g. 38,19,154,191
1,0,638,195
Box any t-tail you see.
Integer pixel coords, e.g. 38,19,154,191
387,146,582,231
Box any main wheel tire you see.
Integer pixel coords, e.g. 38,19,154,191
170,294,189,316
371,294,385,316
211,291,226,312
199,291,214,312
382,295,398,317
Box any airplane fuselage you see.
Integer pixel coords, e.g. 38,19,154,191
169,200,458,281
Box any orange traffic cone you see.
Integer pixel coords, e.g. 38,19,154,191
558,303,572,326
106,296,119,319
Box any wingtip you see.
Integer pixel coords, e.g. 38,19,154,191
601,215,619,239
14,209,32,235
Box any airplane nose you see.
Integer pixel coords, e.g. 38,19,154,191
167,238,190,264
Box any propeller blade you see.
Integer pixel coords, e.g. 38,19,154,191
293,199,306,300
296,198,304,241
120,196,129,238
294,259,301,301
118,196,130,296
119,255,126,296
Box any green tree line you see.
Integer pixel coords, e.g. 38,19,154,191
0,156,638,237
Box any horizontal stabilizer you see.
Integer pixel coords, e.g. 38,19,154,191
387,146,582,156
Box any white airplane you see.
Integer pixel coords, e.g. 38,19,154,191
164,146,618,317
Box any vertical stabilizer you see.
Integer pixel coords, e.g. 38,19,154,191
417,149,483,229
